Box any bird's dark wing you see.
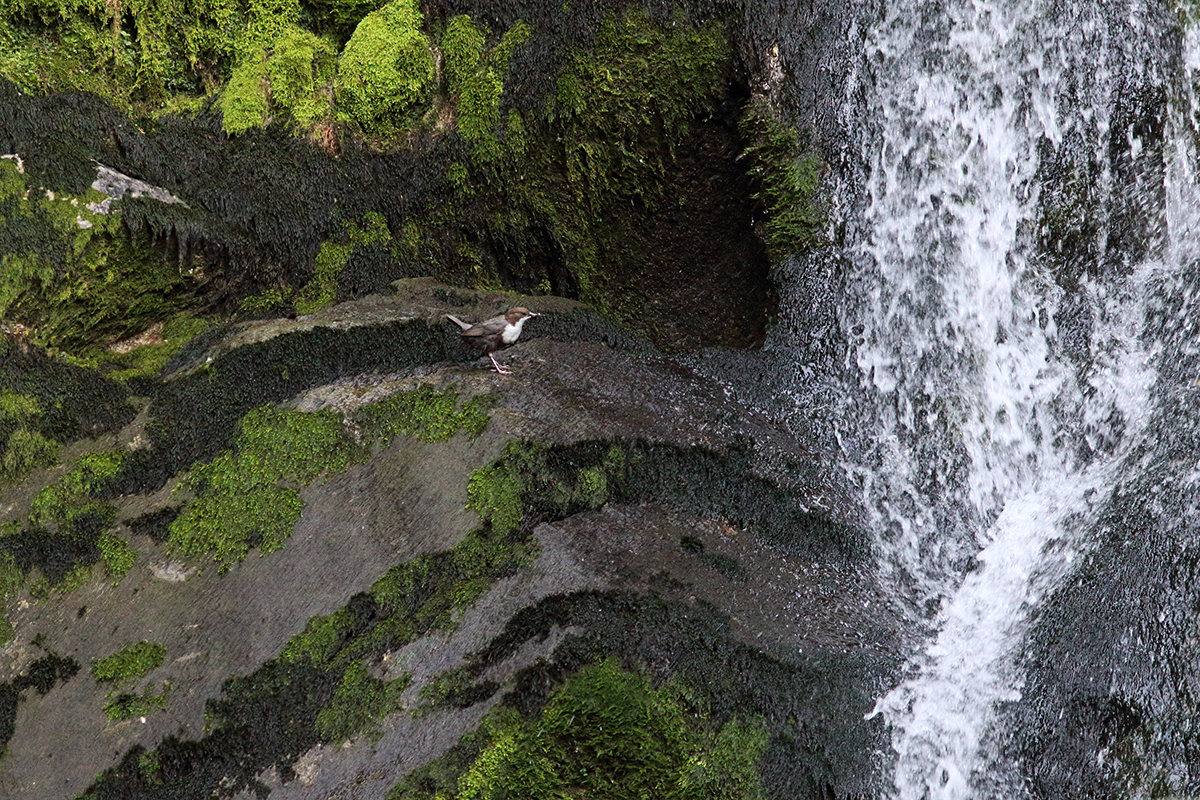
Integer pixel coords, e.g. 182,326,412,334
462,315,508,337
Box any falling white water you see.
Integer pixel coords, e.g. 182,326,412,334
831,0,1196,795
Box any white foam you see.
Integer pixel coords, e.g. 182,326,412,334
833,0,1181,794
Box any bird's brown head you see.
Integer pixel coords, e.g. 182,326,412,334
505,307,539,324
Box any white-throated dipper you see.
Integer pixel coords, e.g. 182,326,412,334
444,307,539,374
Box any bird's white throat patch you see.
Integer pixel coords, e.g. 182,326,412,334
501,317,529,344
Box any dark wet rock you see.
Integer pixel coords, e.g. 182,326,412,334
0,282,900,799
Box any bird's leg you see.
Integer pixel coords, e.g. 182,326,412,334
488,353,511,374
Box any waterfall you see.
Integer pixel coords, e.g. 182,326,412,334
817,0,1198,795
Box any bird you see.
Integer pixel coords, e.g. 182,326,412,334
444,307,540,374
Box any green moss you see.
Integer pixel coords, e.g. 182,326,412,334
1,423,59,488
294,211,392,313
442,15,485,95
97,531,136,580
91,641,167,686
239,0,299,54
440,17,529,165
335,0,433,132
357,385,491,443
0,392,58,488
315,660,410,743
466,461,522,536
28,450,123,531
0,160,192,350
738,98,826,261
104,685,169,720
221,50,271,134
89,313,213,383
266,26,337,127
0,392,40,422
447,659,768,800
279,607,353,666
430,10,731,305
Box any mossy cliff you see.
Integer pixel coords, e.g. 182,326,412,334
0,0,830,353
0,0,870,795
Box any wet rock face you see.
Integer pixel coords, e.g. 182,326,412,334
0,282,899,799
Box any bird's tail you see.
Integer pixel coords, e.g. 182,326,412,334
443,313,471,330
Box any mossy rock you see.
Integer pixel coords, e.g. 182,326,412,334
336,0,434,131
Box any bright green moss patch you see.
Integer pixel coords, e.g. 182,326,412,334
359,385,491,443
0,391,58,488
28,450,123,532
104,686,169,720
442,15,485,94
442,16,530,163
91,641,167,686
466,462,522,537
336,0,433,133
267,26,338,127
316,660,411,743
399,659,768,800
220,51,271,134
97,531,137,580
221,25,338,135
738,98,826,261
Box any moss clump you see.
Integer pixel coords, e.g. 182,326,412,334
410,659,768,800
441,15,485,95
738,98,826,261
97,531,136,580
466,442,627,535
28,450,123,532
466,462,523,537
91,641,167,686
359,385,491,443
266,26,337,127
220,25,338,136
220,50,271,134
104,686,169,721
316,660,410,743
441,16,530,164
335,0,433,133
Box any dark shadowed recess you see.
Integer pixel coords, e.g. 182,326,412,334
0,339,135,445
